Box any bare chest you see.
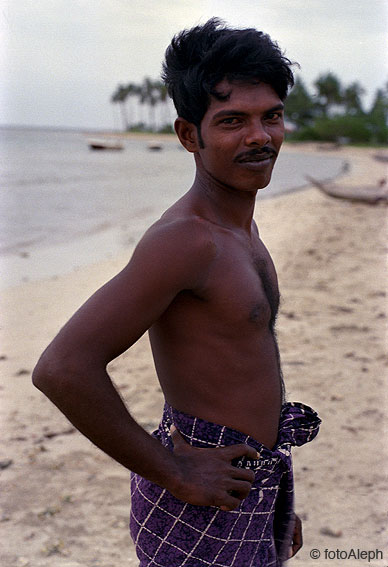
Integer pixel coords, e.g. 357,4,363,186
195,235,280,331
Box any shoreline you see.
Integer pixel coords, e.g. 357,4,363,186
1,145,387,566
1,142,348,289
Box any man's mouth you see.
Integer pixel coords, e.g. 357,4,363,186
234,148,277,164
238,155,272,163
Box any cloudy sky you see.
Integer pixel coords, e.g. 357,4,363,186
1,0,387,130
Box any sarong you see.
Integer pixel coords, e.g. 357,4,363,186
130,401,321,567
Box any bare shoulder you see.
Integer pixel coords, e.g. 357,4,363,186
144,211,216,244
134,213,218,269
36,214,220,366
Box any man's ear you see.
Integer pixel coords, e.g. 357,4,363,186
174,117,201,153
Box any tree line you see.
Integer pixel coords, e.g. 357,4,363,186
111,78,173,133
286,72,388,144
111,72,388,144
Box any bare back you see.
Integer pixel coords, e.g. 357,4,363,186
149,197,282,449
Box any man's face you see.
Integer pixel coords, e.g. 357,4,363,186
197,80,285,192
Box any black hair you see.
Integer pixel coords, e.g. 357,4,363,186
162,18,295,127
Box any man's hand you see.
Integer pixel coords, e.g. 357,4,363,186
288,514,303,559
169,425,257,511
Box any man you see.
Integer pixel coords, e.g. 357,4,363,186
33,18,320,566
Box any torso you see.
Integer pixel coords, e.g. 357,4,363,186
149,209,283,449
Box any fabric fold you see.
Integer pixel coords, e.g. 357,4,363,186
130,401,321,566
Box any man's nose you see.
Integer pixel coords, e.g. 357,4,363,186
244,120,271,147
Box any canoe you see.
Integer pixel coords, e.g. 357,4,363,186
88,138,124,151
147,141,163,151
306,176,388,204
373,153,388,163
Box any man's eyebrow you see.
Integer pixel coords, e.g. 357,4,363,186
211,103,284,121
265,103,284,113
211,110,247,120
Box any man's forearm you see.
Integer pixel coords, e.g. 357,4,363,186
32,351,259,510
32,354,178,489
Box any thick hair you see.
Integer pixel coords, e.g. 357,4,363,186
162,18,295,126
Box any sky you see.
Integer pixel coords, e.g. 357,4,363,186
1,0,387,130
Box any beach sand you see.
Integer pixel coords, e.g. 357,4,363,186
1,144,387,566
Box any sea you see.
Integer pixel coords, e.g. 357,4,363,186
0,127,346,287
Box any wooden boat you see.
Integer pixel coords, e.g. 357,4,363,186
373,153,388,163
147,141,163,151
88,138,124,151
306,175,388,204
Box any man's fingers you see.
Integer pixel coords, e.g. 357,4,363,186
228,479,253,499
231,466,255,483
170,429,258,465
218,493,241,512
169,426,257,509
289,514,303,558
221,443,259,461
216,480,254,512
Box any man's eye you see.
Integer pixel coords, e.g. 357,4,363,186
266,112,282,121
221,117,239,125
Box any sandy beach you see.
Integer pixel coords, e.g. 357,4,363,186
1,143,387,567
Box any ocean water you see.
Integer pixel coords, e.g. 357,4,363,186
0,127,345,286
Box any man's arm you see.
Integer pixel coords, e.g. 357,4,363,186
32,217,256,509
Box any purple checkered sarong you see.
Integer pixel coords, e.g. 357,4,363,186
130,401,320,566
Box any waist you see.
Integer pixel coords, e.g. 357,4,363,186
164,370,284,446
155,401,321,460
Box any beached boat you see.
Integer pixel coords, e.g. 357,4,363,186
88,138,124,151
373,153,388,163
306,175,388,204
147,141,163,151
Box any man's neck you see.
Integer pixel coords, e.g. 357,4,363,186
190,155,257,234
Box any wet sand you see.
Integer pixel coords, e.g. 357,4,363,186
1,144,387,566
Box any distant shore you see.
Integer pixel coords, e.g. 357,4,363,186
1,145,387,566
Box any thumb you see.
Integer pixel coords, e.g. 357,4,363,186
169,425,188,449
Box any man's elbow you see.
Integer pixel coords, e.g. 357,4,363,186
32,348,78,398
32,350,57,393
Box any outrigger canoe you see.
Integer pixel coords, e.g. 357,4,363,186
306,175,388,204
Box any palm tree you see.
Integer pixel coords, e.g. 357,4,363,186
126,82,142,128
111,84,130,131
285,76,315,128
154,80,172,129
343,82,365,115
314,72,343,117
139,77,160,130
368,81,388,143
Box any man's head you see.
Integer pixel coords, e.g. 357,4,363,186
162,18,295,135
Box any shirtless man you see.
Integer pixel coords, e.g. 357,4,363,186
33,19,320,566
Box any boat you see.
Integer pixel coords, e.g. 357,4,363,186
306,175,388,204
373,153,388,163
87,138,124,151
147,140,163,151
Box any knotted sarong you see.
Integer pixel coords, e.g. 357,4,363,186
130,401,320,566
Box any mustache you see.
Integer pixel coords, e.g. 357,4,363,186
234,147,278,162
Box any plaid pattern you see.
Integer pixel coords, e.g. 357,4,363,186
130,402,320,567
